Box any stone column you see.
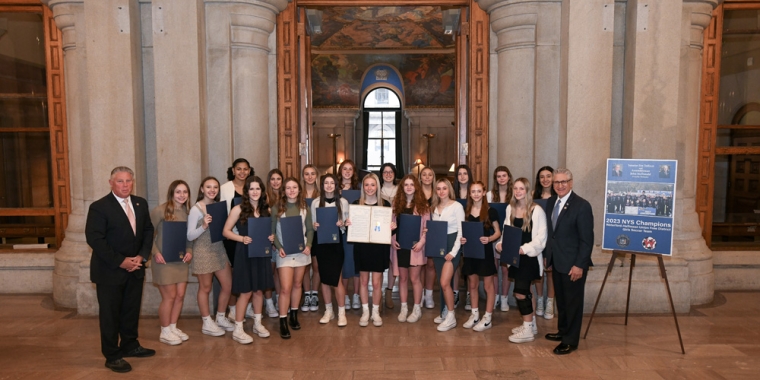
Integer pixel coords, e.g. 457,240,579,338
673,0,719,305
204,0,287,177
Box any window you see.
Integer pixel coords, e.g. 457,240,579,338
363,88,401,171
0,3,68,249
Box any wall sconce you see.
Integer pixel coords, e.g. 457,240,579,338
414,158,423,175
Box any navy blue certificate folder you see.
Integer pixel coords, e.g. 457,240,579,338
161,221,188,262
306,198,314,208
341,190,361,204
461,221,485,259
424,220,448,258
533,199,548,213
280,215,305,254
316,208,340,244
397,214,421,250
456,198,468,210
489,203,508,232
232,197,242,207
247,217,273,258
207,201,228,243
499,224,522,268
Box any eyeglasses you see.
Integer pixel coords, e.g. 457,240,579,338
382,171,394,175
553,179,572,186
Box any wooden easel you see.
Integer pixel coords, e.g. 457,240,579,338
583,250,685,354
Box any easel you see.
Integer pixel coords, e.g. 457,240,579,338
583,250,685,354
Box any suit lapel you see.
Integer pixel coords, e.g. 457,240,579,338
108,192,135,234
554,192,576,230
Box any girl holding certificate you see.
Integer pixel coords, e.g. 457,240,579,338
460,181,501,331
311,173,350,326
187,177,235,337
271,177,314,339
390,175,429,323
496,178,547,344
533,165,557,320
301,164,320,313
223,176,274,344
337,159,361,310
150,180,193,346
487,166,513,312
380,163,398,310
347,173,392,327
430,178,465,332
452,165,473,310
264,168,284,317
420,167,437,309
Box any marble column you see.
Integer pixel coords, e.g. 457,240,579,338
203,0,287,177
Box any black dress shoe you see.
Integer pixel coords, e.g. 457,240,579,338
545,333,563,341
105,358,132,373
289,309,301,330
553,343,578,355
122,346,156,358
279,317,291,339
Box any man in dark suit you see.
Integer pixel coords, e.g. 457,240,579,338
85,167,155,372
543,168,594,355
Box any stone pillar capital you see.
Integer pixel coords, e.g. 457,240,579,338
685,1,716,49
476,0,538,52
204,0,288,14
684,0,722,10
41,0,83,50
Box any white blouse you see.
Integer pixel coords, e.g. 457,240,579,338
500,203,548,275
431,200,465,257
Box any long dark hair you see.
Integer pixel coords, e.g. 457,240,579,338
164,180,191,221
196,177,220,202
466,181,492,228
379,162,398,186
533,165,557,199
226,158,253,181
490,166,514,203
318,173,343,221
239,176,269,224
453,164,472,200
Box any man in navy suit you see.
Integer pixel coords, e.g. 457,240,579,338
543,168,594,355
85,167,155,372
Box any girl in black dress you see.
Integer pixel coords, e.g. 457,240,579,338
488,165,513,312
419,167,437,309
452,164,473,309
533,166,557,319
222,176,274,344
496,178,547,344
460,181,501,331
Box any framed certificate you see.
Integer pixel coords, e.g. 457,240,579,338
280,215,306,255
424,220,448,258
206,202,228,243
499,224,522,267
346,205,392,244
316,207,341,244
247,217,273,258
461,221,485,259
397,214,421,250
161,221,188,262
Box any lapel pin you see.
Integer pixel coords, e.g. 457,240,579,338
136,203,140,206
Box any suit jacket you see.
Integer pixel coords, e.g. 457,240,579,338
86,192,154,285
543,191,594,274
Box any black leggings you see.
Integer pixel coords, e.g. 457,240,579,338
513,278,533,316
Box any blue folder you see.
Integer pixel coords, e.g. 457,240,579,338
247,217,273,258
342,240,356,278
533,199,548,213
206,202,228,243
232,197,243,207
489,203,508,232
424,220,449,258
306,198,314,208
279,215,305,255
461,221,485,259
397,214,421,250
316,207,341,244
161,221,188,262
341,190,361,204
456,198,468,210
499,224,522,268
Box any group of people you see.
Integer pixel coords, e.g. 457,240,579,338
606,191,673,216
85,161,594,373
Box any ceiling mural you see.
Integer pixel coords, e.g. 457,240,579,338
311,54,455,108
310,6,454,50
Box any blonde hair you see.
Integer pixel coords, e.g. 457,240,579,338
430,178,455,211
359,173,385,206
509,177,535,232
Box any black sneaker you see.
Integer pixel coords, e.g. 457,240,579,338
105,359,131,373
122,346,155,358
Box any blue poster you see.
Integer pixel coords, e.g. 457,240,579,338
602,159,677,256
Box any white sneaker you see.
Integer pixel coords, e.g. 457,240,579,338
436,312,456,332
406,305,422,323
465,292,472,311
500,296,509,312
171,325,189,341
424,293,434,309
201,317,225,336
511,320,537,335
252,316,270,338
266,302,279,318
434,307,448,324
508,324,535,343
473,316,492,332
232,324,253,344
463,313,479,329
301,295,311,312
216,315,235,332
310,295,319,312
544,298,555,320
536,297,545,317
344,295,352,310
320,308,335,324
337,308,348,327
359,310,370,327
371,311,383,327
352,294,361,309
159,328,182,346
227,305,237,321
245,304,255,319
397,304,409,323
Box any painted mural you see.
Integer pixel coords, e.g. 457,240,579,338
310,7,454,50
311,54,455,107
